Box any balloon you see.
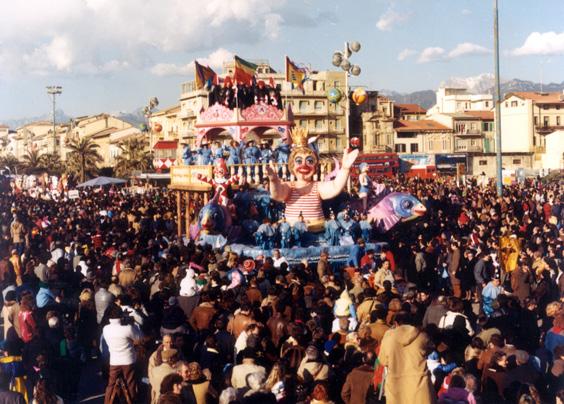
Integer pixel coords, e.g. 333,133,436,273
153,123,163,133
327,88,342,104
350,41,361,52
139,123,148,131
352,88,367,105
350,137,361,148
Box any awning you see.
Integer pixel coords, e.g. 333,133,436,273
153,140,178,150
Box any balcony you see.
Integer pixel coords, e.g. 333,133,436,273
535,125,564,134
455,129,483,137
455,144,483,153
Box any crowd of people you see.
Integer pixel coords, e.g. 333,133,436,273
0,173,562,404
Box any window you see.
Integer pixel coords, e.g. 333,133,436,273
557,116,561,126
442,139,448,150
315,101,324,111
315,120,323,129
395,144,406,153
299,101,308,112
299,120,307,128
512,159,521,165
505,102,508,107
511,101,518,107
534,116,539,126
479,160,488,166
333,81,340,88
485,101,489,108
410,143,419,153
544,117,549,127
336,120,342,130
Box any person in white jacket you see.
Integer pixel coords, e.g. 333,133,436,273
178,268,200,319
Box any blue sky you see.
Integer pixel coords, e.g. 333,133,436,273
0,0,562,122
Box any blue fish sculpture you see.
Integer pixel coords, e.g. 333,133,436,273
367,192,426,232
198,191,232,234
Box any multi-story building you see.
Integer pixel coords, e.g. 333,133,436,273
13,121,67,159
361,96,397,152
393,120,453,154
427,87,493,115
500,92,564,162
430,110,495,154
394,104,426,121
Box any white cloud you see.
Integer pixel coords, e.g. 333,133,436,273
417,47,445,64
512,31,564,56
447,42,491,59
150,48,234,77
376,7,409,31
397,48,416,61
0,0,288,77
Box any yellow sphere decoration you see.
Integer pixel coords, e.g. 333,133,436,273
352,88,367,106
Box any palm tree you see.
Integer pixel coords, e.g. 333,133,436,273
114,137,151,177
0,154,21,174
41,152,63,174
65,136,103,182
21,149,45,173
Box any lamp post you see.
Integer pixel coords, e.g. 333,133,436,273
143,97,159,171
332,41,361,191
46,85,62,155
493,0,503,196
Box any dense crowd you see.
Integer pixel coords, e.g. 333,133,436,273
0,174,562,404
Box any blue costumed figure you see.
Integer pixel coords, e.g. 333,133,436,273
255,219,275,250
226,140,241,165
338,210,355,245
182,145,193,165
212,142,224,164
324,210,342,246
359,213,372,242
243,140,261,176
278,216,292,249
198,142,212,165
274,142,290,177
292,213,308,247
260,141,273,163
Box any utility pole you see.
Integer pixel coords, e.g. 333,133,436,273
493,0,503,196
46,86,63,155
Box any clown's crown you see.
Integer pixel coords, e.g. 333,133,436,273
289,127,309,148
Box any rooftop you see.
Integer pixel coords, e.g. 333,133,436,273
394,119,451,133
394,103,427,114
508,91,564,104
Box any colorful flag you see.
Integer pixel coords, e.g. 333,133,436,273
194,61,217,90
285,56,306,90
233,56,257,85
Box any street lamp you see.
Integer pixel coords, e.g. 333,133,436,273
332,41,361,192
46,85,62,155
493,0,503,196
332,42,362,148
143,96,159,149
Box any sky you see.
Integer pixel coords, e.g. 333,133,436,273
0,0,563,122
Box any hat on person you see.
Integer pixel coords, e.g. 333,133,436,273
4,291,16,303
161,348,178,362
243,259,256,272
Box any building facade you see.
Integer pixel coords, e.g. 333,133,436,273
393,120,453,154
427,87,493,115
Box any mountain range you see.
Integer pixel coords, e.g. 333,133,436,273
2,77,563,128
383,76,564,110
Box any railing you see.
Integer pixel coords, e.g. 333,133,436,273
186,161,336,186
455,144,483,152
455,129,483,136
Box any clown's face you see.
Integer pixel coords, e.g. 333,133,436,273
291,151,317,182
214,166,226,178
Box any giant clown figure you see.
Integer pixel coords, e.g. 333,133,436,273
266,127,359,232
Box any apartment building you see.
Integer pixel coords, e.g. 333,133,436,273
427,87,493,114
393,120,453,154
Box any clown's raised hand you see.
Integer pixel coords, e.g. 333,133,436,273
342,148,359,170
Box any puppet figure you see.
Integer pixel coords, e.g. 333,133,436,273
196,158,239,207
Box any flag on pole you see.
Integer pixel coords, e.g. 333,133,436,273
233,56,257,85
194,61,217,90
285,56,306,90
